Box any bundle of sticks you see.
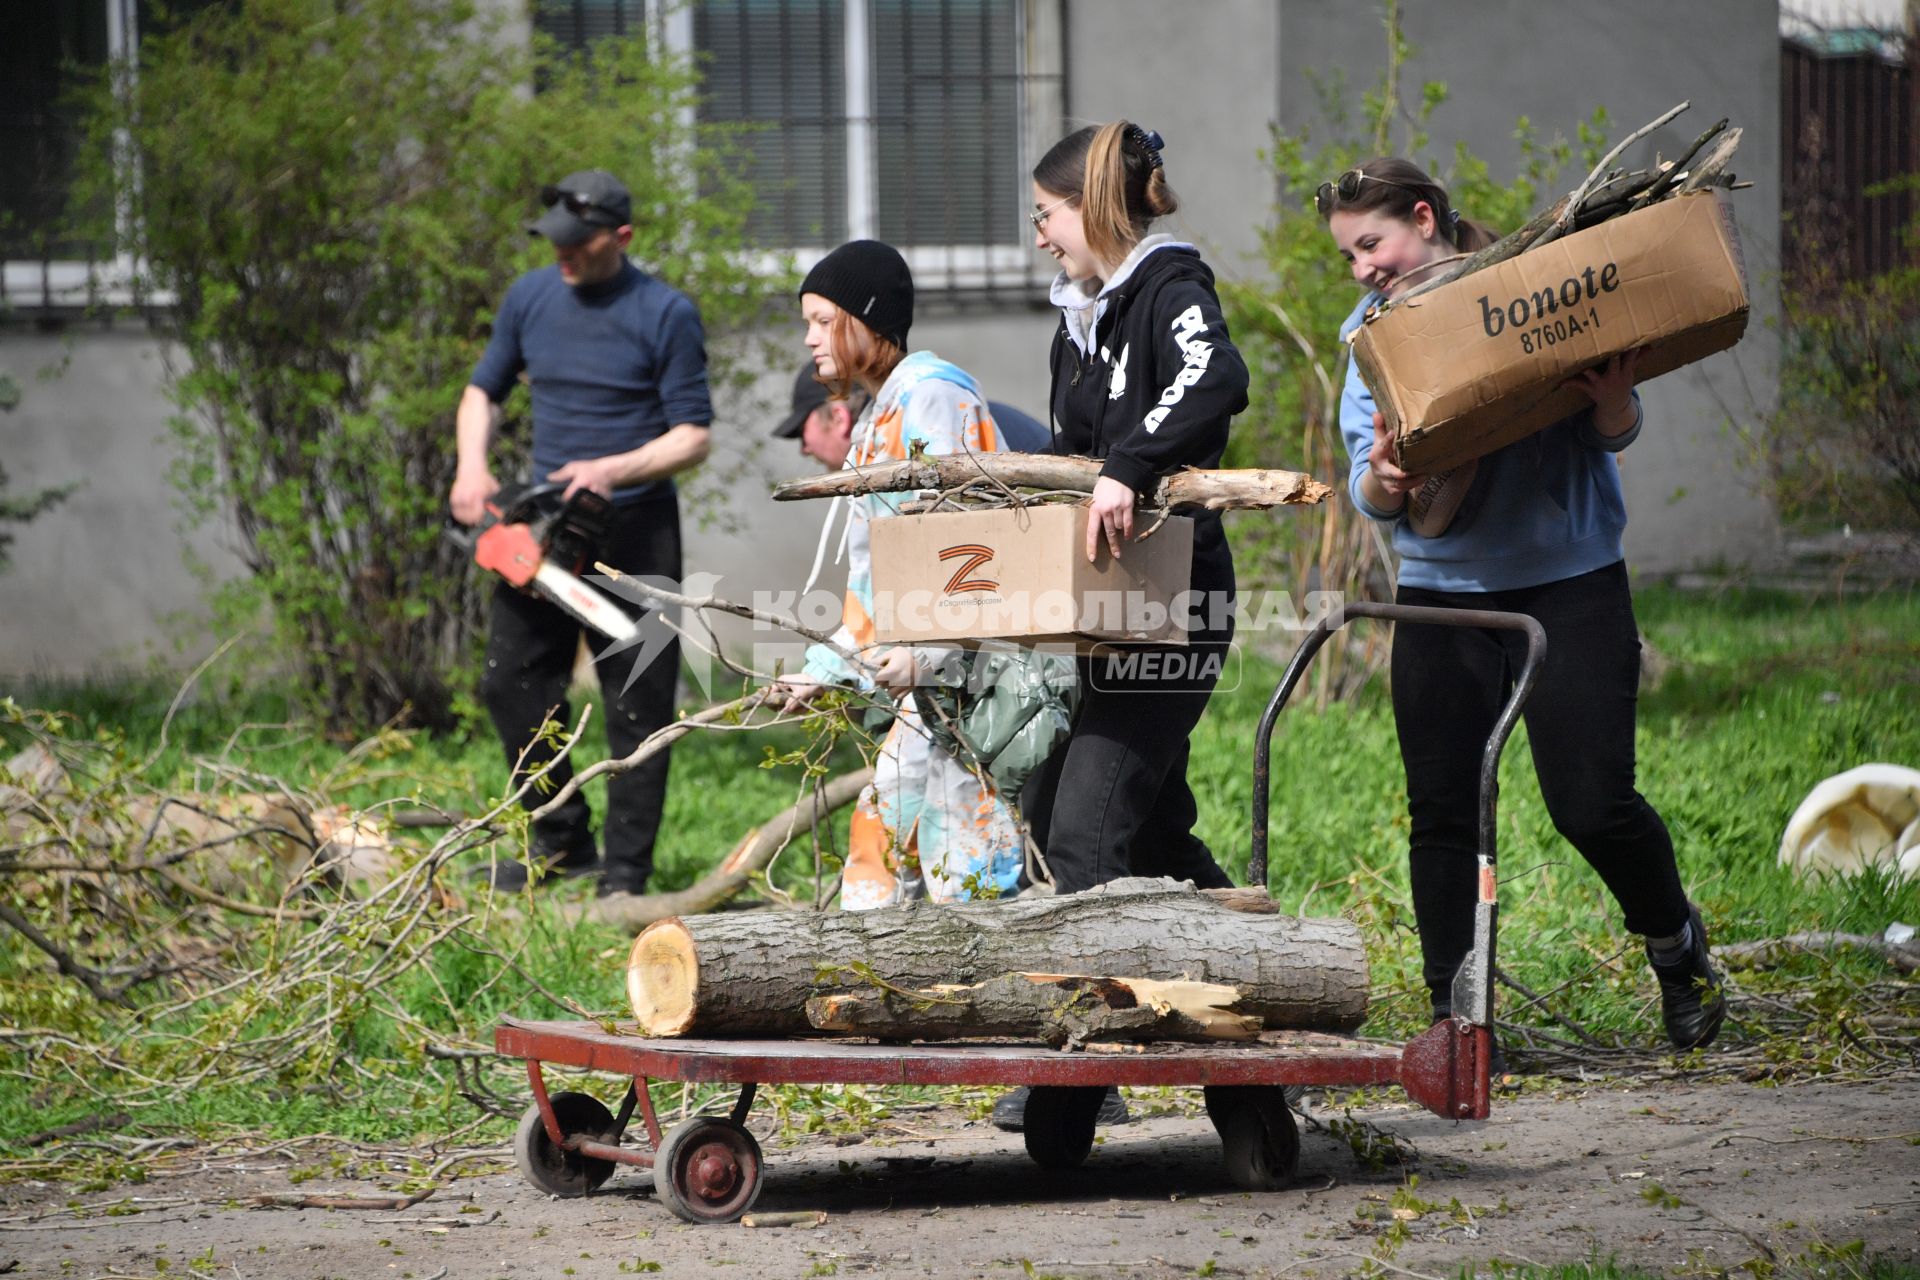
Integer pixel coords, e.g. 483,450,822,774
1387,100,1746,313
772,451,1331,514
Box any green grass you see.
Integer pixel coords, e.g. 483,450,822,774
1455,1262,1667,1280
1449,1256,1920,1280
1195,581,1920,1045
3,581,1917,1159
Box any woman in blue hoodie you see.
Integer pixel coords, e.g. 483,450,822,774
1321,158,1724,1052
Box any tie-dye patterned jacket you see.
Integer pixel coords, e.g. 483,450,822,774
802,350,1002,685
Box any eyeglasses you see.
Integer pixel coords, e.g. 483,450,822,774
1313,168,1418,217
1029,194,1075,232
540,186,619,222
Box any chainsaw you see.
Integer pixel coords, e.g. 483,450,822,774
448,481,640,644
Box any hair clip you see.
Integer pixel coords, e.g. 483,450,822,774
1126,124,1166,170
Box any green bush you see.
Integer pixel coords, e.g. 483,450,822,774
1754,174,1920,549
71,0,770,730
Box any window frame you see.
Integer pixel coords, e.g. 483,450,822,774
654,0,1064,293
1,0,155,314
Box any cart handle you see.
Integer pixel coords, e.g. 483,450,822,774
1249,601,1547,889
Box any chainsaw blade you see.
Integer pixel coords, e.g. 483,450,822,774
532,561,641,644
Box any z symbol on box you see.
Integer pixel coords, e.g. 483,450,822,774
938,544,999,595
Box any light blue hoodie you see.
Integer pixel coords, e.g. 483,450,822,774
1338,292,1641,593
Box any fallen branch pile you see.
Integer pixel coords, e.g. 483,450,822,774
0,665,874,1168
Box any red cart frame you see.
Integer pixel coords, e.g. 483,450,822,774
494,602,1547,1223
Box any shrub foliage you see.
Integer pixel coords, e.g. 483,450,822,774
75,0,767,729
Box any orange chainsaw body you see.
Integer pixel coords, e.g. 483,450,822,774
473,507,546,588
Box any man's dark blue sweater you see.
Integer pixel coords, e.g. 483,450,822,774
470,260,712,504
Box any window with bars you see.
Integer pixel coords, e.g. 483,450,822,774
536,0,1064,292
532,0,650,46
870,0,1023,249
694,0,849,247
0,0,110,263
2,0,225,308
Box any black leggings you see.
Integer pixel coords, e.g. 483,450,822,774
479,495,682,894
1021,630,1235,895
1392,561,1689,1005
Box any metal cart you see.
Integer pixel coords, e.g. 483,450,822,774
494,602,1546,1223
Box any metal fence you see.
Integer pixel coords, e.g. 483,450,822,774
1780,32,1918,282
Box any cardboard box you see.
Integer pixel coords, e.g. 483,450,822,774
1350,190,1750,476
868,504,1194,648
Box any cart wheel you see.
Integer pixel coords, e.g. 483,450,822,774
1022,1086,1104,1171
1204,1086,1300,1192
653,1117,764,1224
514,1091,618,1196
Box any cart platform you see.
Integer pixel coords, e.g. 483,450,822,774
492,1015,1492,1222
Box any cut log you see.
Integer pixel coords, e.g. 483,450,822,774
805,972,1262,1046
627,877,1368,1038
771,455,1331,512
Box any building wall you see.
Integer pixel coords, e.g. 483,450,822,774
1,0,1786,680
0,329,249,682
0,314,1065,684
1063,0,1281,270
1275,0,1785,574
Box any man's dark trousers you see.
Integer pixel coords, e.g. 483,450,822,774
480,493,682,894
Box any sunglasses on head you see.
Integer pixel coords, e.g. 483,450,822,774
540,185,619,222
1313,168,1419,217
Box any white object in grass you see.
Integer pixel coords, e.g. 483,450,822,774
1778,763,1920,882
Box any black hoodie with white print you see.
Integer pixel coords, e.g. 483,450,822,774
1046,234,1248,603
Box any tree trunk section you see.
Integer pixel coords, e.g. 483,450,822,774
771,456,1332,512
627,877,1368,1038
805,973,1263,1046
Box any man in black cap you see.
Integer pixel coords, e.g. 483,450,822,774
451,169,712,896
771,363,1052,465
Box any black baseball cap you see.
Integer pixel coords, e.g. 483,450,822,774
528,170,632,246
772,363,829,439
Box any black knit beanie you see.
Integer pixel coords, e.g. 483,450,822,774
799,240,914,350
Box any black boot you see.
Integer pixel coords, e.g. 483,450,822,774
990,1085,1129,1132
1647,902,1726,1051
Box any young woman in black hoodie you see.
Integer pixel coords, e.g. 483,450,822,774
1021,121,1249,896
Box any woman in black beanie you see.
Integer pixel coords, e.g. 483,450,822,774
771,240,1026,910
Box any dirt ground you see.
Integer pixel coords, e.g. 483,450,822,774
3,1076,1916,1280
